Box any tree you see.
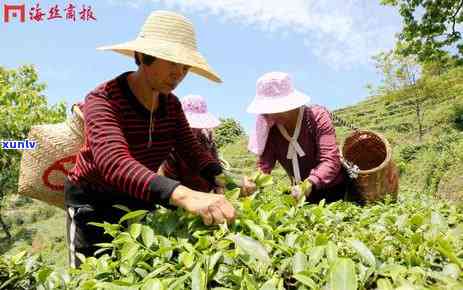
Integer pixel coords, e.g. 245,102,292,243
370,50,427,141
0,65,66,239
370,50,421,94
214,118,244,148
381,0,463,64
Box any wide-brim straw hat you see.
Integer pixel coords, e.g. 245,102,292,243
97,10,222,83
247,72,311,114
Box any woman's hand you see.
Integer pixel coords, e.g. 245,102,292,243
170,185,236,225
291,180,313,201
240,176,257,197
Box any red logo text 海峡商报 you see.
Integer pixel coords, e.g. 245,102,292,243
3,2,96,23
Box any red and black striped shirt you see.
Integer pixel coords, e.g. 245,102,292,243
67,72,221,207
163,130,219,193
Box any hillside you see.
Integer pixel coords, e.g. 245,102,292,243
1,67,462,289
221,66,463,202
332,67,463,200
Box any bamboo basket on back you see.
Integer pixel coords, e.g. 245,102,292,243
340,130,399,203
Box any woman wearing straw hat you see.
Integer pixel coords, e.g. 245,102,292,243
159,95,256,195
64,11,235,268
246,72,348,203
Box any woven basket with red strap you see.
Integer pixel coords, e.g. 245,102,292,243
17,104,84,208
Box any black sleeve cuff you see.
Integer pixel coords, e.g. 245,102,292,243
149,175,181,208
200,162,223,187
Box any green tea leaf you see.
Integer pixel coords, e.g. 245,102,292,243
244,219,265,240
144,264,172,281
167,274,188,290
376,278,394,290
410,213,424,227
443,263,461,279
119,261,131,276
315,233,329,246
191,262,206,290
231,234,271,265
179,252,195,268
349,239,376,267
96,281,138,290
113,204,131,213
87,222,106,228
129,223,142,239
119,210,148,224
430,211,447,230
299,180,311,197
243,272,259,290
113,233,132,245
142,278,165,290
225,188,241,201
378,263,407,282
326,241,338,264
11,251,27,264
209,252,223,273
329,258,357,290
158,236,174,260
141,225,155,249
436,238,463,269
256,174,273,188
94,247,112,256
137,261,154,272
259,277,280,290
308,246,325,267
284,233,299,248
36,267,53,284
292,252,308,274
195,237,211,250
134,267,149,278
293,274,316,288
121,242,139,262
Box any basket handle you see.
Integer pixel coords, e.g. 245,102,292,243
71,104,84,121
330,111,359,132
330,111,361,179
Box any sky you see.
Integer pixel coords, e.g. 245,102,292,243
0,0,403,132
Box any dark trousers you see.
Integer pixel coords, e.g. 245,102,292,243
64,179,151,268
65,204,123,268
305,180,348,204
305,170,361,205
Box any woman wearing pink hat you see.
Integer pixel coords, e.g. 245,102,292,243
159,95,221,193
160,95,256,195
247,72,348,203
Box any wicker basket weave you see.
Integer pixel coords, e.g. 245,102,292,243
341,130,399,203
17,105,84,208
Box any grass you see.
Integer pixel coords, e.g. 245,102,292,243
0,196,67,269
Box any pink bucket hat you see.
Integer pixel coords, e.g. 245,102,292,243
181,95,220,129
247,72,310,155
246,72,311,114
